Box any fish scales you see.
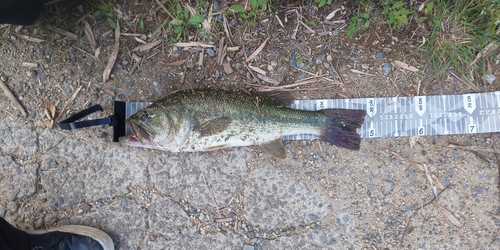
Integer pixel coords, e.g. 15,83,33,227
120,89,366,157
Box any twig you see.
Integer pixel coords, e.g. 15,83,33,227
154,0,175,20
201,173,219,212
0,74,27,117
54,85,83,123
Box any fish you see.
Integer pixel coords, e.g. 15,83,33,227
119,89,366,158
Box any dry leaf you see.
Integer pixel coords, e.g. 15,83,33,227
409,136,418,150
325,8,342,20
132,39,161,52
350,69,375,76
82,20,96,52
257,74,279,85
44,100,56,129
394,60,419,72
47,25,78,40
423,164,438,197
246,37,269,62
248,64,267,75
164,59,187,66
103,22,120,83
431,174,445,189
54,86,83,123
174,42,215,48
437,204,463,227
16,34,46,43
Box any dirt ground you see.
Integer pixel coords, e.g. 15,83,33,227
0,0,499,249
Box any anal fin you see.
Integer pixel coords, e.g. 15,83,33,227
261,138,286,158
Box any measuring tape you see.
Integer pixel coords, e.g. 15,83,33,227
118,91,500,141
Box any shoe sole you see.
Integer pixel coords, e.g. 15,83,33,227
28,225,114,250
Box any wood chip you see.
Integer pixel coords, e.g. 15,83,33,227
164,59,187,66
21,62,38,68
257,74,279,85
82,20,96,52
246,37,269,62
394,60,419,72
247,64,267,75
47,25,78,40
44,100,56,129
174,42,215,48
0,74,27,117
16,34,46,43
223,62,233,74
227,46,240,52
437,204,463,227
132,39,161,52
215,218,233,223
102,22,120,84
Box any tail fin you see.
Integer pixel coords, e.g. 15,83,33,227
318,109,366,150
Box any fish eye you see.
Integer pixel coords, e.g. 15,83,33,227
140,112,149,121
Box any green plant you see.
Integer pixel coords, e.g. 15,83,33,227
419,0,500,85
347,12,370,36
314,0,332,8
94,1,116,29
231,0,269,20
168,2,205,40
383,1,412,29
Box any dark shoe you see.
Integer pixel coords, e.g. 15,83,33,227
27,225,114,250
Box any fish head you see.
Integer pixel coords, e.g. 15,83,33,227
119,103,189,149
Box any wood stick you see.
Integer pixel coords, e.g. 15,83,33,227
0,75,27,117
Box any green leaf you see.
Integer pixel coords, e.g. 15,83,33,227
392,1,405,10
359,12,370,19
232,5,246,13
2,25,10,38
140,19,144,30
318,0,326,8
183,8,189,19
250,0,258,9
169,18,182,26
188,14,205,25
174,26,184,34
107,18,117,29
425,2,434,15
363,20,371,29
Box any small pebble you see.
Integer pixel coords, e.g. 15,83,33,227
375,52,385,59
207,49,216,57
122,60,129,66
76,181,84,189
122,89,132,96
4,155,14,165
315,59,323,65
361,64,369,70
243,244,255,250
382,63,392,76
482,74,496,84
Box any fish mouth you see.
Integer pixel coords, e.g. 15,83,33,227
121,120,155,146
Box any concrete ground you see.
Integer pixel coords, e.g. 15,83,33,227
1,114,499,249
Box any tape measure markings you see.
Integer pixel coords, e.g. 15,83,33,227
122,91,500,140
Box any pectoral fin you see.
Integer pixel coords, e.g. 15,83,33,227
261,138,286,158
197,117,232,137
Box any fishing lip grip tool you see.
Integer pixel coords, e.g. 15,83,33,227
58,91,500,142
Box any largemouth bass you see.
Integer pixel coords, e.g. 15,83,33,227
119,89,366,158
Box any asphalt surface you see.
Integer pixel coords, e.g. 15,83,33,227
1,111,499,249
